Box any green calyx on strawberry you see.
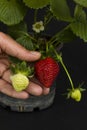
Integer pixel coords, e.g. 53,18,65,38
10,61,34,91
35,57,60,88
10,61,34,77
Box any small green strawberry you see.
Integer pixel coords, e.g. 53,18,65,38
71,89,81,102
10,61,34,91
10,73,29,92
66,82,85,102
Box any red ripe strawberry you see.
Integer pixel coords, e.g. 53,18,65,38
34,57,60,88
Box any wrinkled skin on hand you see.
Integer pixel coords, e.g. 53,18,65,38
0,32,50,99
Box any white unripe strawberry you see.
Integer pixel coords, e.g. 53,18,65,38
71,89,81,102
10,73,29,92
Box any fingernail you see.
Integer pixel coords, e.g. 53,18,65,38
30,51,41,57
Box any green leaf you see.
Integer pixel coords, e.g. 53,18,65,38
74,5,86,22
16,35,34,50
74,0,87,7
8,22,28,39
8,23,35,50
9,56,22,64
56,28,76,43
23,0,50,9
50,0,73,22
0,0,27,25
70,21,87,42
9,22,28,33
73,5,87,42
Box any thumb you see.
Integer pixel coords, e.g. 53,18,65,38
0,32,41,61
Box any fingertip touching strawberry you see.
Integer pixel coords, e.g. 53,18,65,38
34,57,60,88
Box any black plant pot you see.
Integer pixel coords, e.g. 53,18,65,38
0,82,56,112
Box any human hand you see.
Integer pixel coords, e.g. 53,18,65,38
0,32,50,99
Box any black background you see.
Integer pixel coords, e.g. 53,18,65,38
0,2,87,130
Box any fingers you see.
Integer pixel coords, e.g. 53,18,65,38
0,62,9,77
28,77,50,95
42,87,50,95
0,32,41,61
0,58,10,66
0,79,29,99
2,69,50,98
2,69,11,83
26,81,43,96
0,57,10,77
26,81,50,96
3,69,50,96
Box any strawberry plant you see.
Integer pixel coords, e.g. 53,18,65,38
0,0,86,101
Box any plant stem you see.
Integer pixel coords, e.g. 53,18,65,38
15,31,37,42
44,15,53,27
60,59,74,90
54,50,75,90
34,9,38,23
46,24,70,46
44,9,53,27
46,42,48,54
28,33,37,42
